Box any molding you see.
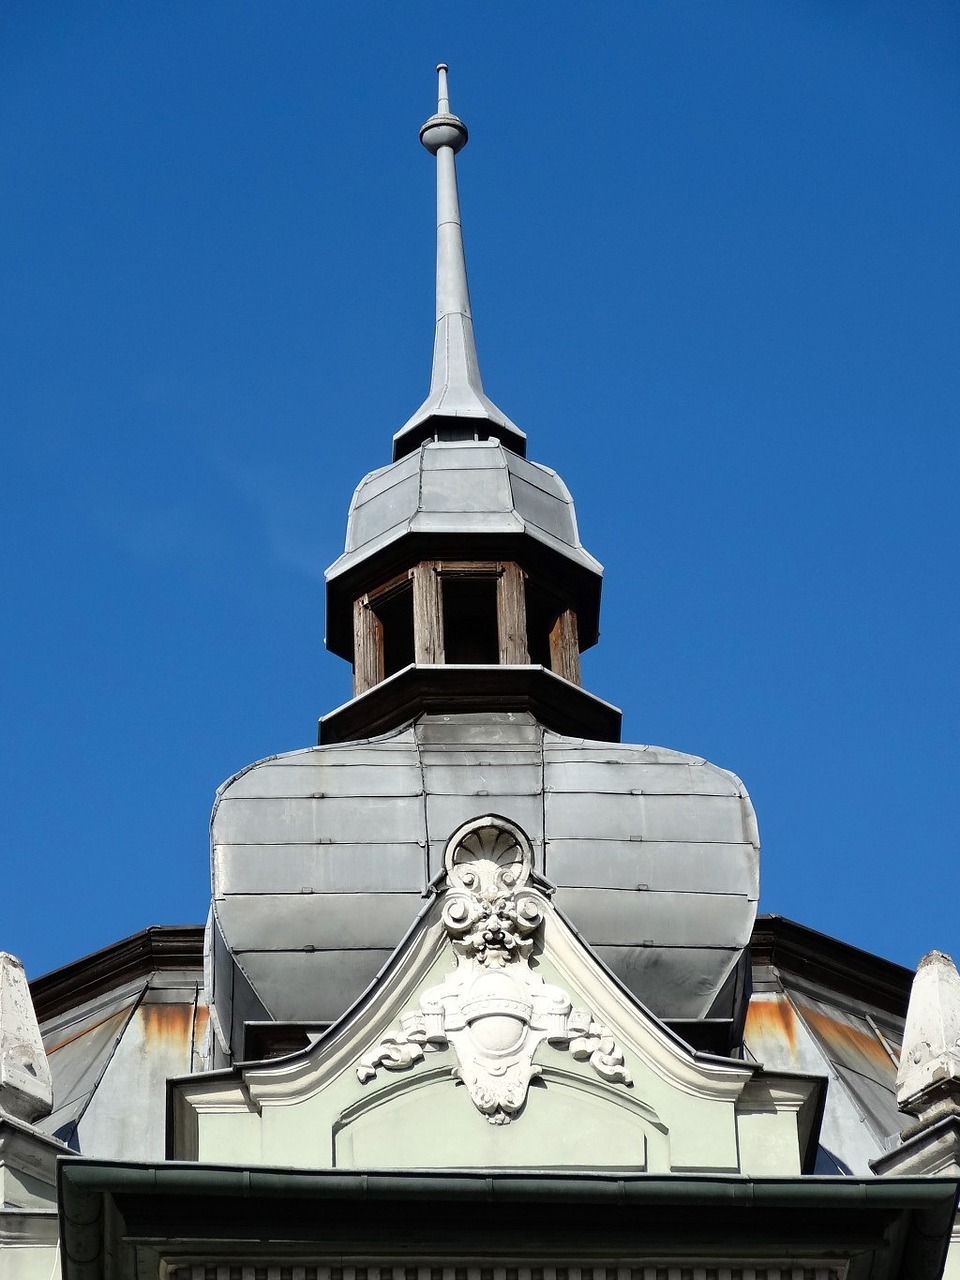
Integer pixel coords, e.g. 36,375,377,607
872,1115,960,1177
58,1162,960,1280
168,1266,844,1280
319,664,621,745
30,926,204,1022
750,915,912,1017
0,1208,60,1245
0,1114,70,1191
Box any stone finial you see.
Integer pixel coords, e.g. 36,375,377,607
896,949,960,1127
0,952,53,1124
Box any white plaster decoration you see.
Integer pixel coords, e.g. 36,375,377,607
357,816,632,1123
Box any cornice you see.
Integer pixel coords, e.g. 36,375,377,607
29,925,204,1022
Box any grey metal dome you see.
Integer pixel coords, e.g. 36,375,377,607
207,711,760,1059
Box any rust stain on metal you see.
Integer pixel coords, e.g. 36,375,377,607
799,1003,897,1079
139,1002,196,1048
44,1008,131,1056
745,996,797,1052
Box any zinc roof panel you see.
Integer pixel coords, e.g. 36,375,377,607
240,947,396,1024
545,838,759,896
593,944,742,1020
793,991,900,1089
508,473,578,543
419,466,513,514
214,840,425,895
213,794,424,845
42,1006,132,1114
545,789,751,845
555,886,755,948
222,761,423,800
544,759,740,797
217,891,423,950
72,998,201,1162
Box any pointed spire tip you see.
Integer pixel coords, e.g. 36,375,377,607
420,62,467,154
394,64,526,461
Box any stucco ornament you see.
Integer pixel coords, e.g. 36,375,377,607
357,816,632,1123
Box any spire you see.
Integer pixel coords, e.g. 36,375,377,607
392,64,526,461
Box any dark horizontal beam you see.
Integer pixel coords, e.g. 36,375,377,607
319,663,622,744
31,925,204,1021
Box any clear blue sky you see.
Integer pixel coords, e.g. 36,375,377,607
2,2,957,980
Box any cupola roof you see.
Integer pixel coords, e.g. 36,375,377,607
322,65,613,744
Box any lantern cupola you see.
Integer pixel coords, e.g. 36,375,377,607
322,66,615,744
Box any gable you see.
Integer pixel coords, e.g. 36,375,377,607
177,815,815,1174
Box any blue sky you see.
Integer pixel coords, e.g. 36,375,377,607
2,2,958,980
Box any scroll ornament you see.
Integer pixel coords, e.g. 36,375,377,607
357,816,632,1124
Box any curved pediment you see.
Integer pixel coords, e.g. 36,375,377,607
179,814,813,1176
334,1062,668,1169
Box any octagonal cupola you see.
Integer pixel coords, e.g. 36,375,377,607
322,67,615,745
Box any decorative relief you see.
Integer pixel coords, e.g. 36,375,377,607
357,815,631,1123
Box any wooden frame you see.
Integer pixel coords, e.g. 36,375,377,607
548,606,581,684
353,560,583,695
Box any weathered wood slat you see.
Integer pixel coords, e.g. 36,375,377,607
412,562,444,664
497,561,530,664
549,607,581,685
353,597,383,695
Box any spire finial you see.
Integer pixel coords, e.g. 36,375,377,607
436,62,451,114
392,65,525,461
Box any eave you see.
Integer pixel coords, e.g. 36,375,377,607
318,663,622,744
58,1162,960,1280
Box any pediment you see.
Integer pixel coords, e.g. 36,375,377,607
175,815,817,1173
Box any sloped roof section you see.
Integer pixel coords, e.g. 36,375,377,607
30,928,206,1162
745,916,909,1175
329,439,601,583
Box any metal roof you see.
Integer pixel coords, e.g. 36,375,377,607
327,439,602,586
208,710,759,1058
34,960,206,1162
746,917,909,1176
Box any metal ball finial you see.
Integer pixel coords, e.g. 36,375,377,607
420,61,468,154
